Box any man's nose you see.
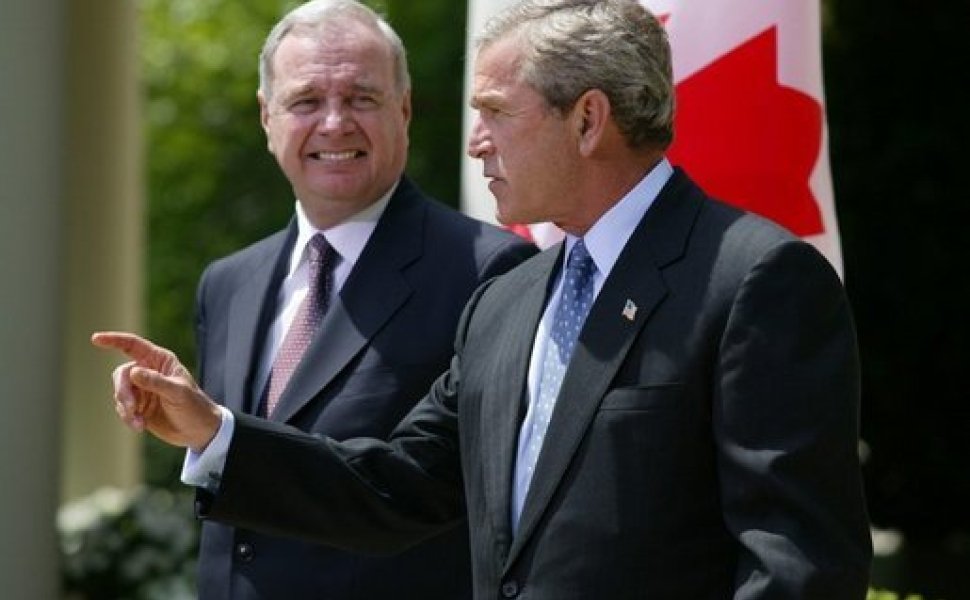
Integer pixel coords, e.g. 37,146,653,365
466,115,493,159
316,103,354,134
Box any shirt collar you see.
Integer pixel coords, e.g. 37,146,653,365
563,158,673,278
288,180,398,276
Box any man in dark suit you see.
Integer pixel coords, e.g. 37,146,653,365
95,0,872,597
140,1,534,598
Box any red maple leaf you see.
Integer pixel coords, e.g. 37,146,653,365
667,27,824,236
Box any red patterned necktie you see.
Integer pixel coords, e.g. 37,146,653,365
263,233,337,417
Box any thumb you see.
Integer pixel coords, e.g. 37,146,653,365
129,366,187,401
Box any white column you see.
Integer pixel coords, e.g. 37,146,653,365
60,0,144,504
0,0,143,595
0,1,67,597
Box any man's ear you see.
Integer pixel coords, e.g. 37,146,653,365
573,88,611,157
257,90,273,152
401,88,412,128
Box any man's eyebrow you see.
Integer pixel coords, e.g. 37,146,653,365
470,91,502,109
278,81,387,99
351,82,385,96
277,82,315,101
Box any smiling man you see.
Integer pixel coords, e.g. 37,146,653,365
140,1,535,598
258,14,410,225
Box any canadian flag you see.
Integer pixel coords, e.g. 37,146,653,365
461,0,842,274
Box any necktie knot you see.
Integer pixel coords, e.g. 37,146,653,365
308,232,335,271
308,231,329,256
307,233,338,311
566,238,595,282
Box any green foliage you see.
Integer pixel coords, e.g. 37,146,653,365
867,591,927,600
143,0,299,368
60,487,199,600
385,0,468,205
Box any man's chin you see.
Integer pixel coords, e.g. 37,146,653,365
495,208,538,228
493,200,525,227
494,212,523,228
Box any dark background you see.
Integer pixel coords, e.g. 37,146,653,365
824,2,970,596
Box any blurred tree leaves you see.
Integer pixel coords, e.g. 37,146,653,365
61,488,198,599
143,0,299,369
384,0,468,205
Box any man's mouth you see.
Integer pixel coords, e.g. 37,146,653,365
308,150,364,161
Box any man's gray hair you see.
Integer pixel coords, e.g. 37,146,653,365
479,0,674,149
259,0,410,100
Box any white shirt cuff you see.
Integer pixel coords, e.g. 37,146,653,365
180,405,234,491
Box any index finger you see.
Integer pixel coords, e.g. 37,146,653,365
91,331,162,362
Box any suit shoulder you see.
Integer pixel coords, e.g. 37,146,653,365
475,243,557,297
689,196,840,298
725,203,815,257
418,197,538,266
200,228,289,285
422,197,527,244
667,168,797,253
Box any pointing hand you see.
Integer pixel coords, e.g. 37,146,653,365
91,331,222,452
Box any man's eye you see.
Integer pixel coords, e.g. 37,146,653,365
479,106,501,119
351,95,379,109
289,98,318,113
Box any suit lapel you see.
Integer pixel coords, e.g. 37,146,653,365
506,169,703,565
482,248,562,550
270,179,424,423
225,226,296,414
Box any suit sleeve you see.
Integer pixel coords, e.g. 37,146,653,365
713,240,872,599
193,265,212,381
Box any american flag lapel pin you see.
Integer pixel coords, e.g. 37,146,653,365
621,299,638,321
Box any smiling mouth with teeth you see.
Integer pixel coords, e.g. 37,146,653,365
309,150,364,161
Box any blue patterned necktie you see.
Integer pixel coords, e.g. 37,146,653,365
263,233,337,417
512,238,597,531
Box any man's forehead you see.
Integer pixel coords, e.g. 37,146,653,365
272,36,392,88
277,30,386,63
476,35,523,70
470,64,536,109
273,21,393,74
473,40,525,85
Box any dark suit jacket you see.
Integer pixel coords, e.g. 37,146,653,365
201,169,872,599
192,176,536,599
